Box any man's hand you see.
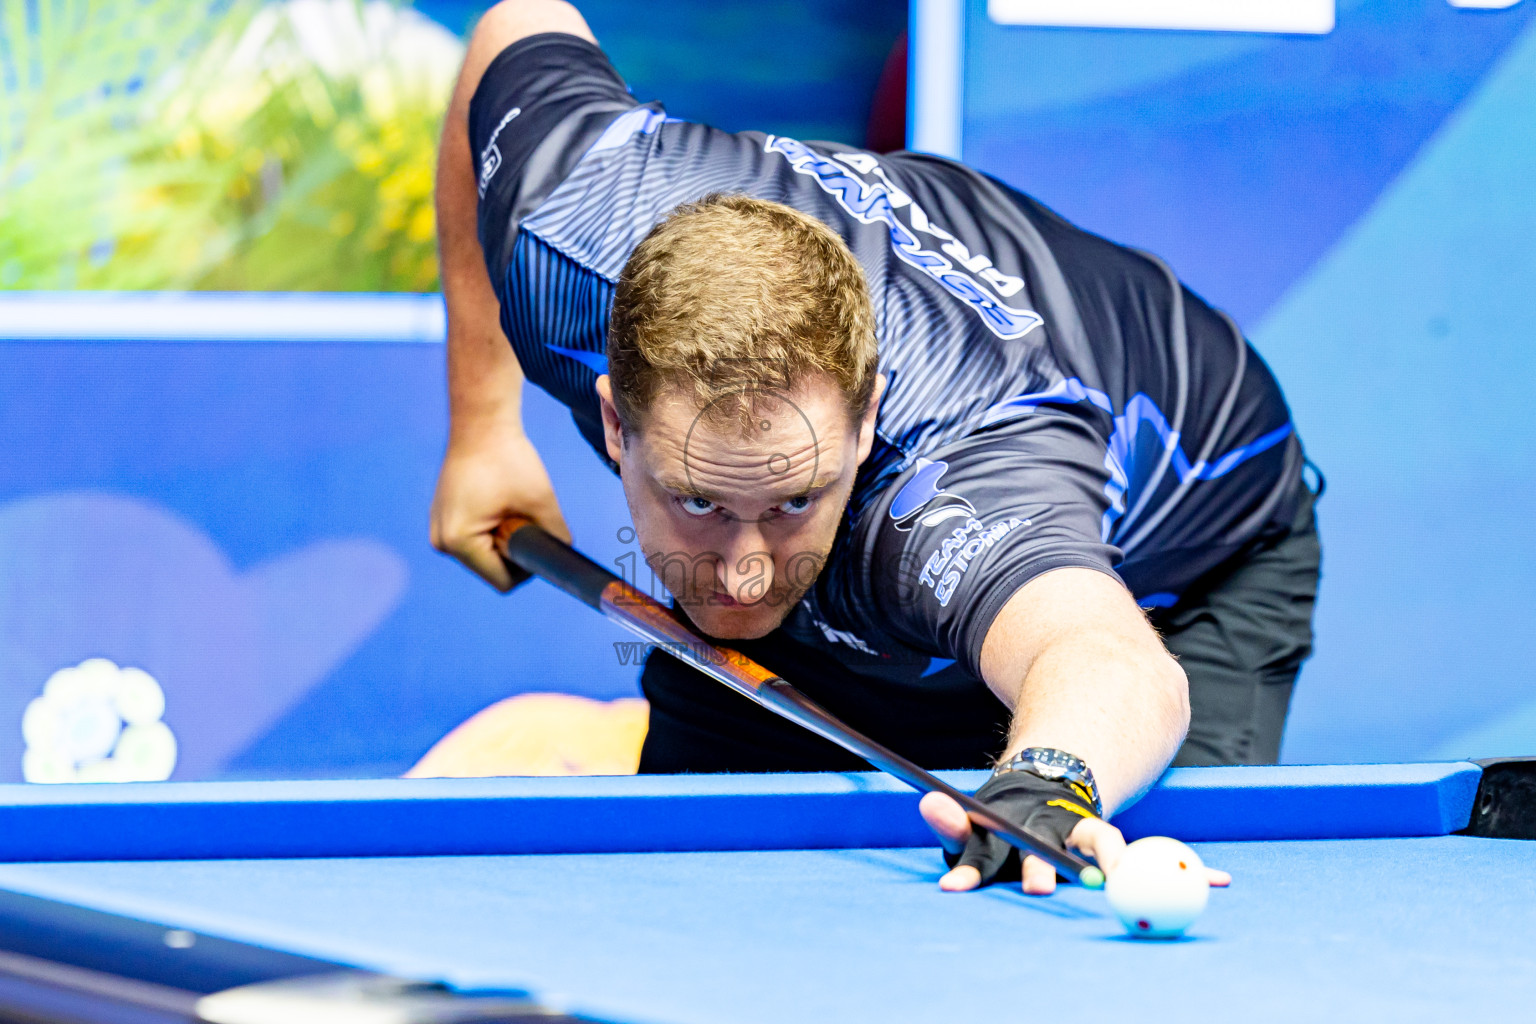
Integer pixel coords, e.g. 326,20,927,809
918,791,1231,895
430,427,571,591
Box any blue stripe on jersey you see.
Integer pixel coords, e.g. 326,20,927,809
502,231,614,410
1201,424,1293,479
981,380,1292,543
547,345,609,375
765,136,1044,342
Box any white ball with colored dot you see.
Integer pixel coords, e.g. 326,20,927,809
1105,837,1209,938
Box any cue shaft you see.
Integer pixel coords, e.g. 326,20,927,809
494,516,1102,886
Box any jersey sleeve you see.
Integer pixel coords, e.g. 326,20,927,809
468,33,642,286
842,410,1125,682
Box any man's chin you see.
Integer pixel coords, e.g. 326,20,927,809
685,601,792,641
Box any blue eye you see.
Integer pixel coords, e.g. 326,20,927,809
777,496,813,516
681,496,717,517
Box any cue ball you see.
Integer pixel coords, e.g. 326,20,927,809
1104,837,1209,939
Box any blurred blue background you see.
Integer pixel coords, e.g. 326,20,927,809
419,0,907,143
2,0,1534,779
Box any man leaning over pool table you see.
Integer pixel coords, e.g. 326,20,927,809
428,0,1319,895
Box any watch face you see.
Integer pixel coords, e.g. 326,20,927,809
1012,749,1100,815
1026,748,1078,773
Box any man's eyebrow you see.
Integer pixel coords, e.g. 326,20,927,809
791,475,842,494
658,478,727,502
657,475,841,500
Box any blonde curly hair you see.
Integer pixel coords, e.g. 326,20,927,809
607,193,878,435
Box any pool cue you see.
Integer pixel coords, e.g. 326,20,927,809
494,516,1105,889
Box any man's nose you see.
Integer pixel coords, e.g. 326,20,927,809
714,528,774,603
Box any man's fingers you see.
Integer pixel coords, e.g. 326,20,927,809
918,792,972,854
938,864,981,891
920,794,1006,892
925,791,1229,895
429,430,571,592
1067,816,1127,876
1021,855,1057,895
445,528,516,592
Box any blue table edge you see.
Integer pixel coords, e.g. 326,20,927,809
0,762,1483,862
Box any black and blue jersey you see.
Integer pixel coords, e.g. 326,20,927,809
470,33,1307,685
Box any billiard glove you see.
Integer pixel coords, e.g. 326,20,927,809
944,771,1098,886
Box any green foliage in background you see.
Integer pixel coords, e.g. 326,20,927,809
0,0,453,291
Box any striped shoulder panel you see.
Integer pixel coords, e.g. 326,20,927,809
502,231,614,411
522,117,790,282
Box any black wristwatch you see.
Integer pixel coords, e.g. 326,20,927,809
993,747,1103,817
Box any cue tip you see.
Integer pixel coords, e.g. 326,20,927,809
1080,865,1105,890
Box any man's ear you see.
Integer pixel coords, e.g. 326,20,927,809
855,374,887,465
594,375,627,465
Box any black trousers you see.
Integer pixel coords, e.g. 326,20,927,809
639,488,1321,773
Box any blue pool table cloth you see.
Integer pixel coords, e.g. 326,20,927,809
0,764,1530,1022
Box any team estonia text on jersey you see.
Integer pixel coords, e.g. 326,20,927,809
470,34,1306,682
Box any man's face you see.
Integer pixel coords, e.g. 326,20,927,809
596,372,884,640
